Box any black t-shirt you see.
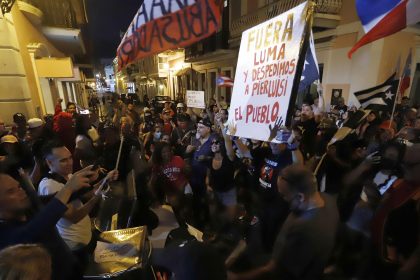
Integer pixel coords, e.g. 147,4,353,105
272,194,339,280
299,118,318,159
210,157,235,192
258,150,293,201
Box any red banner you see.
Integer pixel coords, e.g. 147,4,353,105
117,0,223,71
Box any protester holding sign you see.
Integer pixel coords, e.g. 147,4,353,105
227,2,309,143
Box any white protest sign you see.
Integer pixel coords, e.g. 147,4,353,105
227,2,308,143
186,90,205,109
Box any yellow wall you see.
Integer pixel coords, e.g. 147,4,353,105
36,57,74,78
12,4,63,113
379,32,416,83
339,0,359,25
0,4,64,123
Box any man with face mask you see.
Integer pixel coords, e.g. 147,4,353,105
228,165,339,280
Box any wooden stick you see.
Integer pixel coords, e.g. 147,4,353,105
389,77,403,129
115,135,124,170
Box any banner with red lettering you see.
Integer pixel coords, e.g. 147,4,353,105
117,0,223,71
227,2,309,143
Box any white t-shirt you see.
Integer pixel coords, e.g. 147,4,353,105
38,177,92,250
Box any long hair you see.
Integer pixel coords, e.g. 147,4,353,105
212,135,227,158
152,142,172,166
0,244,52,280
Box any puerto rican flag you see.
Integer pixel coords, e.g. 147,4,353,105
216,74,234,87
349,0,420,58
399,49,412,96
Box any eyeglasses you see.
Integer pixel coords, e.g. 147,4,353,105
212,140,220,145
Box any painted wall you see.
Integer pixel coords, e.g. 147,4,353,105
316,11,418,110
0,4,64,124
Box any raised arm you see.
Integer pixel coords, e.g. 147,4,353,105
218,119,235,161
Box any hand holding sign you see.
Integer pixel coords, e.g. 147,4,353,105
268,117,284,142
228,120,237,136
226,2,308,143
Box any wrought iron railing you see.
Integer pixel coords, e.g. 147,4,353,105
19,0,78,28
39,0,77,28
230,0,343,38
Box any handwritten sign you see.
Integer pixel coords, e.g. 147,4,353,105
186,90,205,109
227,2,308,142
94,241,138,263
117,0,222,70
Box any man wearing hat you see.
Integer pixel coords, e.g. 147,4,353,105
185,118,216,226
27,118,44,140
12,113,27,141
172,114,193,156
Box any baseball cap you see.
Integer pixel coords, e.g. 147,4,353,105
198,118,212,128
1,135,18,144
177,114,188,122
28,118,43,129
13,113,26,123
177,103,185,108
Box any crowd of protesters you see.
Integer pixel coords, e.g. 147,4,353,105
0,89,419,280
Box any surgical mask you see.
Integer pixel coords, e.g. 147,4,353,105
154,131,162,140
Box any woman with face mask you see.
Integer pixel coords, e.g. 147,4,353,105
144,125,163,159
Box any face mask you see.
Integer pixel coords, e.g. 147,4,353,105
154,131,162,140
289,196,304,215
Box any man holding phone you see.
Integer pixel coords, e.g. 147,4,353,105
0,164,97,279
38,140,118,271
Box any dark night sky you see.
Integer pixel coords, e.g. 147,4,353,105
85,0,143,61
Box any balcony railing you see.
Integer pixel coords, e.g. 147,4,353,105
39,0,77,28
19,0,78,28
18,0,37,6
230,0,343,38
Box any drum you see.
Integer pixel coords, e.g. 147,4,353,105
83,226,151,279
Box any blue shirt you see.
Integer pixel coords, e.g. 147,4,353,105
190,134,216,192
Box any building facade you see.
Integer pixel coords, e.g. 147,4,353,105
0,0,92,124
115,0,420,108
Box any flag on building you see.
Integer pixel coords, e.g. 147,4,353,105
117,0,223,70
298,31,319,93
399,49,412,96
216,74,234,87
354,74,399,111
349,0,420,58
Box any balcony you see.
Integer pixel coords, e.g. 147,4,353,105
17,0,43,26
38,0,78,29
18,0,85,55
230,0,343,40
19,0,79,29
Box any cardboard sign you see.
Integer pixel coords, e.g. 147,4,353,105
186,90,205,109
227,2,308,142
